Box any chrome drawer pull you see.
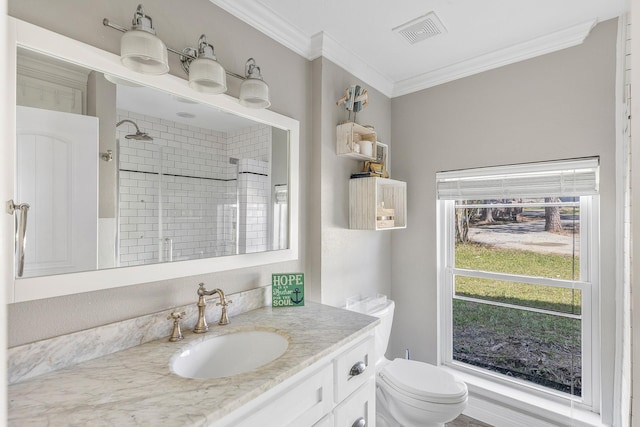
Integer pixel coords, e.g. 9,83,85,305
349,361,366,378
352,417,366,427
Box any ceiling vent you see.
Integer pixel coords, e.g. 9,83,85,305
393,12,447,45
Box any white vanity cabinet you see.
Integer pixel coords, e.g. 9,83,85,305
216,334,376,427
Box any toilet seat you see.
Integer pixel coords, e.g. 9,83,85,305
379,359,468,405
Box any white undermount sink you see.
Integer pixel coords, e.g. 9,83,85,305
171,330,289,379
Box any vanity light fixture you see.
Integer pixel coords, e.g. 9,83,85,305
180,35,227,94
103,5,271,109
118,4,169,75
239,58,271,109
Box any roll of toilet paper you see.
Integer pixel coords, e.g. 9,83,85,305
360,140,373,157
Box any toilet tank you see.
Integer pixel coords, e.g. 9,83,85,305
346,296,395,365
369,299,395,364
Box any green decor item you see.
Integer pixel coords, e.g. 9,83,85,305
272,273,304,307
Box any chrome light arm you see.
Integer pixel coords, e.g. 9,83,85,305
7,200,30,277
102,18,245,80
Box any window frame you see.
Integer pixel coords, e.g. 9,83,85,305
437,193,600,412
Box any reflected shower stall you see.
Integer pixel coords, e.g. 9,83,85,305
115,112,273,267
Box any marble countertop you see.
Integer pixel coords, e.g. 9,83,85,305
8,302,378,426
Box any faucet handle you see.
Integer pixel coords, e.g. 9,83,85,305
168,311,186,320
167,311,186,342
216,297,231,325
216,298,232,307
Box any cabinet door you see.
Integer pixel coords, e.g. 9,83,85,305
313,413,334,427
334,378,376,427
233,364,334,427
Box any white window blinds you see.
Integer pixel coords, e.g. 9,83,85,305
436,157,599,200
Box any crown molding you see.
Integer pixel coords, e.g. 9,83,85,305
311,32,395,97
392,19,598,97
17,54,90,91
210,0,312,58
211,0,394,96
209,1,597,99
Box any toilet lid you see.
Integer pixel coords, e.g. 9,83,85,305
379,359,467,404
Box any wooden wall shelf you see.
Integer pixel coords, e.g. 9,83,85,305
336,122,377,161
349,177,407,230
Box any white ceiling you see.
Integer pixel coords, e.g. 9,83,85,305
117,85,258,132
210,0,627,98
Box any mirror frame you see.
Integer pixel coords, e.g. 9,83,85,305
4,17,299,303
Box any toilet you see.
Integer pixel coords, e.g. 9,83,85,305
353,296,468,427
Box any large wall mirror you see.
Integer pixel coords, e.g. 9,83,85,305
6,18,299,303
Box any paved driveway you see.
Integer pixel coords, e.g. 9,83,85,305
467,219,580,256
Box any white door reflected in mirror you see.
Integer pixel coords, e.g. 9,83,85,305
17,106,98,277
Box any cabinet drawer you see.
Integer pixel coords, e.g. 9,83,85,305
334,335,375,403
334,377,376,427
234,364,334,427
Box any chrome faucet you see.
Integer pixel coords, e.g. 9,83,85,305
194,283,232,333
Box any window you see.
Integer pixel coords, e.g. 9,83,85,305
437,159,600,409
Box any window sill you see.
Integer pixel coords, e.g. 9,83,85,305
440,366,605,427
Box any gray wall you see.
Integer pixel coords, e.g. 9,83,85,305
314,57,393,306
389,19,618,422
87,72,117,219
7,0,312,346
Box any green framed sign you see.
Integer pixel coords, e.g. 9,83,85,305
272,273,304,307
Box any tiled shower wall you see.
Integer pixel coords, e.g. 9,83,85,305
228,126,272,253
116,110,272,266
237,159,270,253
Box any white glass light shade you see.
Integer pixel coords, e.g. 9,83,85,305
188,57,227,94
239,78,270,109
120,29,169,75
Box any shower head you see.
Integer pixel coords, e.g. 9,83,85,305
125,131,152,141
116,119,153,141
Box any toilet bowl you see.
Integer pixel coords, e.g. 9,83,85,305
378,358,468,426
348,296,468,427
